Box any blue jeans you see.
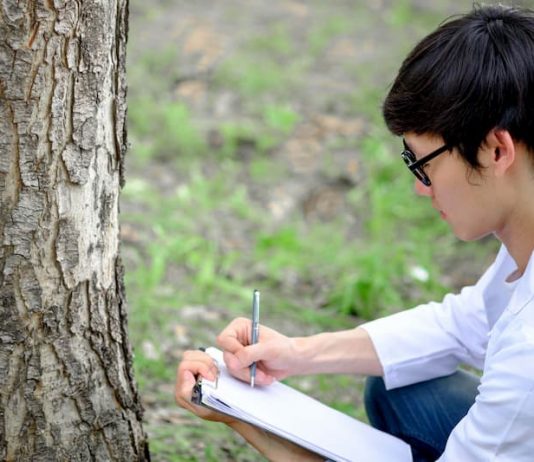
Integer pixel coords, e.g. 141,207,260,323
364,370,480,462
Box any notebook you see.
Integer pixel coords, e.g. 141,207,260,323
192,347,412,462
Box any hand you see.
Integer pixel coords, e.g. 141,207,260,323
216,317,299,386
175,349,236,424
176,348,323,461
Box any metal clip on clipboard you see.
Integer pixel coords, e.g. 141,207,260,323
191,347,220,405
191,376,205,405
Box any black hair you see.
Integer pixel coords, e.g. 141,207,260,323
383,4,534,168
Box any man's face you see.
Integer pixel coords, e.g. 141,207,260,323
403,132,499,242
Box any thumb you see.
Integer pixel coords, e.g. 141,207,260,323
221,344,264,370
182,369,196,387
180,369,196,393
223,346,277,386
234,341,275,367
176,369,197,404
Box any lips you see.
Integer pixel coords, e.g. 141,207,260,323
432,202,446,219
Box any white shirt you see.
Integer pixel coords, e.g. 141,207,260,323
362,245,534,461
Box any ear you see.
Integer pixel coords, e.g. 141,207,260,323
484,129,516,176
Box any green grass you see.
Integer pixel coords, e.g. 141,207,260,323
308,15,354,57
124,1,499,459
324,132,453,318
124,92,491,462
247,23,295,56
124,127,460,332
134,353,175,390
146,422,255,462
124,93,490,457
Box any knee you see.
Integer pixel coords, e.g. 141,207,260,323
364,375,389,428
364,375,387,408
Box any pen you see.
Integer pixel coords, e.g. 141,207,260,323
250,289,260,387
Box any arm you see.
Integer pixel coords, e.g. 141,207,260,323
360,246,512,390
216,318,383,385
291,327,383,376
228,421,324,462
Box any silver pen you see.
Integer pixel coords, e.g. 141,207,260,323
250,289,260,387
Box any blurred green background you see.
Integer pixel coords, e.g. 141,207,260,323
122,1,531,460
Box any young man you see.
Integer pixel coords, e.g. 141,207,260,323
175,5,534,461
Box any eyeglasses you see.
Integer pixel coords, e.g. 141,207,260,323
401,140,452,186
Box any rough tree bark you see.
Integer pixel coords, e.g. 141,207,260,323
0,1,150,460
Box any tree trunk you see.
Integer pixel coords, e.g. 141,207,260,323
0,1,149,460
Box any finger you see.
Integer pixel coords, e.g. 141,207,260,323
182,350,217,369
182,349,219,365
216,317,251,352
175,368,196,404
222,340,275,372
180,351,219,379
251,367,276,386
221,351,249,381
222,351,276,386
179,362,217,383
234,341,276,367
175,369,217,420
175,358,237,425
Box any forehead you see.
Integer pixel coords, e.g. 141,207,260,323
403,133,446,153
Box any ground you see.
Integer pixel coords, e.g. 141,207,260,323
122,1,501,460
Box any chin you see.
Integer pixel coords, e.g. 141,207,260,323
452,227,492,242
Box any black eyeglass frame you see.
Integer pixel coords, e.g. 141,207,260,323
401,140,452,186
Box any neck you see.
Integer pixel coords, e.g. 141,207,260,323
496,211,534,278
494,146,534,276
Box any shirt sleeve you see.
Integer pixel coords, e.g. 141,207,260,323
438,319,534,461
360,246,510,390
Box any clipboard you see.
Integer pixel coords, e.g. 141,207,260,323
191,347,413,462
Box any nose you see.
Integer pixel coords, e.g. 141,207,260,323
414,179,432,197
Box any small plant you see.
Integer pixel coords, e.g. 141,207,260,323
262,104,300,135
161,102,208,159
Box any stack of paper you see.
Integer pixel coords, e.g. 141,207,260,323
194,347,412,462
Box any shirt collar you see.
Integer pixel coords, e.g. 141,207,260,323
505,248,534,315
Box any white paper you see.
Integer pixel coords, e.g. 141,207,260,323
199,347,412,462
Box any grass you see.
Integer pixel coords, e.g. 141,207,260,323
308,15,354,57
125,1,499,460
325,132,454,318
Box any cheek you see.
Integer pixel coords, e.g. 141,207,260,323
436,176,469,209
444,185,496,240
